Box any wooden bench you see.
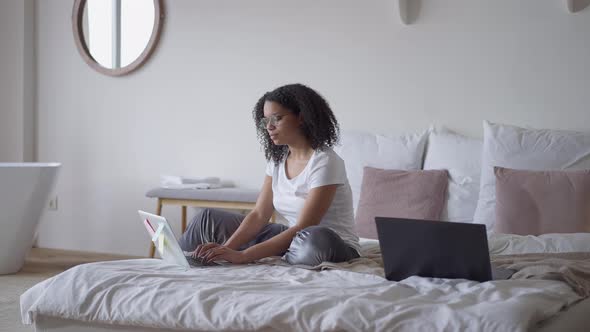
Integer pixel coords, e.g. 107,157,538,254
145,187,259,258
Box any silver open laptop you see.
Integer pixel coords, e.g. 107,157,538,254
138,210,220,269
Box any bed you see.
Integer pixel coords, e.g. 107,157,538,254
21,122,590,331
20,236,590,332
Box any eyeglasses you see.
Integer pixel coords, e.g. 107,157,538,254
260,114,287,128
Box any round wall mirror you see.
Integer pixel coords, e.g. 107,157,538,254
72,0,164,76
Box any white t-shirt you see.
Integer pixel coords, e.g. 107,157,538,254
265,148,360,254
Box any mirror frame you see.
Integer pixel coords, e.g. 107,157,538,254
72,0,164,76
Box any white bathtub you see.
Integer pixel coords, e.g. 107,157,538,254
0,163,60,274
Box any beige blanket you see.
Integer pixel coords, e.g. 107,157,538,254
260,248,590,297
259,242,385,276
491,252,590,297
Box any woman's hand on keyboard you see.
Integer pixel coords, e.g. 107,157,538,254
192,243,249,264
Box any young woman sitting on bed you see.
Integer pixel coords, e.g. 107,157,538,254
179,83,360,266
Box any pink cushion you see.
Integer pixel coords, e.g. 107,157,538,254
355,167,448,239
494,167,590,235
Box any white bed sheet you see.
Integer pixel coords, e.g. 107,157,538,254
21,243,583,332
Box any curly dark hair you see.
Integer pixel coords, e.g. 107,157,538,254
252,83,340,164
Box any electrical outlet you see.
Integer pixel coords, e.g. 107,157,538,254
48,196,58,211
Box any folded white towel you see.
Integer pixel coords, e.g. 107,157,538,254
160,175,223,189
160,175,182,187
181,176,220,185
162,183,223,190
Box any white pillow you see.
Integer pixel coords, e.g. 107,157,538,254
489,233,590,255
423,127,482,223
473,121,590,230
334,130,428,216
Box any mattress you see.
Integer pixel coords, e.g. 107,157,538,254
33,298,590,332
21,239,589,332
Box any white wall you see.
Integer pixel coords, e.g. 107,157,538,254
35,0,590,256
0,0,35,162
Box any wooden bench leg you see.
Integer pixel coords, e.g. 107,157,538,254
149,199,163,258
181,205,187,233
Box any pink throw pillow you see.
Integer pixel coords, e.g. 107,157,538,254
494,167,590,235
355,167,448,239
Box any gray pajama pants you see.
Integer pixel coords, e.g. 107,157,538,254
178,208,359,266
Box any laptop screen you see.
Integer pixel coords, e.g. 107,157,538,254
375,217,492,282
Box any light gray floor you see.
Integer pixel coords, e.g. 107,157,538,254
0,272,47,332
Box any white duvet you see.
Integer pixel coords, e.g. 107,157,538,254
21,238,584,332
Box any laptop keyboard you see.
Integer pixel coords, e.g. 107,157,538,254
185,255,220,267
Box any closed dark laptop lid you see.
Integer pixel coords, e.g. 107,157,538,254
375,217,492,282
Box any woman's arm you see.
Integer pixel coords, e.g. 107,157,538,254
223,176,275,250
202,184,338,263
194,176,274,258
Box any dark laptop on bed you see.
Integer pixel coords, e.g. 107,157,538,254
375,217,515,282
